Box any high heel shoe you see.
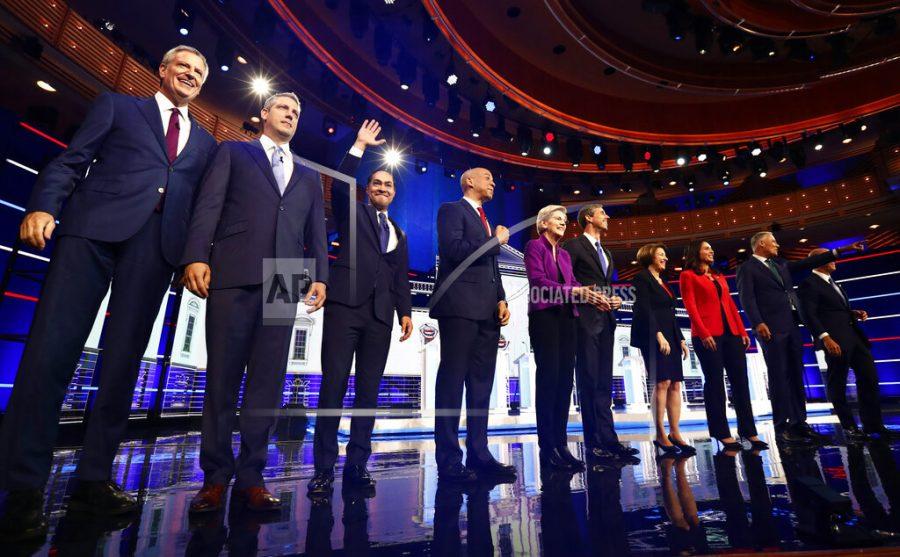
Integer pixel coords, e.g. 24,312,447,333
741,437,769,451
653,439,680,456
667,434,697,455
716,438,744,452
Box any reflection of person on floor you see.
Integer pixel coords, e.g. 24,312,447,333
304,498,334,556
846,443,900,534
741,451,780,549
303,486,372,556
658,456,708,555
539,470,583,556
185,505,265,557
51,510,139,557
712,450,780,551
587,464,630,555
432,481,495,557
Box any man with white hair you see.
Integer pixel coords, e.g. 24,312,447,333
0,45,215,540
737,231,861,445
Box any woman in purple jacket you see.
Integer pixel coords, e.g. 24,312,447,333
525,205,601,471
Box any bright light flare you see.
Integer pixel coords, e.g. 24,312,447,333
382,146,403,168
251,76,272,97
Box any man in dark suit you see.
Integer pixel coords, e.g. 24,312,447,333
0,46,215,540
428,168,515,483
180,93,368,513
562,204,638,464
308,122,414,498
737,231,861,444
797,248,897,442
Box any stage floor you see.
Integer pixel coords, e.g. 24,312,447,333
7,416,900,556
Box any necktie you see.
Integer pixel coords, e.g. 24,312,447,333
378,212,390,253
165,108,180,163
765,258,784,286
272,146,286,194
476,206,491,236
595,241,609,276
829,276,847,305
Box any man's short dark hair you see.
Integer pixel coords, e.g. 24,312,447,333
366,168,393,185
577,204,603,229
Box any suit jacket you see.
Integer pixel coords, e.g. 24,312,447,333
630,269,684,350
180,140,359,289
327,179,412,326
562,234,616,333
27,92,216,266
428,199,505,321
524,236,580,316
797,273,869,350
679,270,748,339
736,250,836,333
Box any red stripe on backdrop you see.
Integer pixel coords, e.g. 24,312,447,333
19,122,68,149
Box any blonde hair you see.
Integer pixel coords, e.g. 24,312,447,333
535,205,567,234
160,45,208,82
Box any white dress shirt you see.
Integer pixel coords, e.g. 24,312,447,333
812,269,847,340
583,232,609,272
259,133,293,186
462,196,490,234
154,91,190,156
375,209,399,253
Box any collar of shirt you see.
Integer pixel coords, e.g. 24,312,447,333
752,254,769,264
259,133,291,158
583,232,603,248
462,196,482,211
154,91,188,123
812,270,833,283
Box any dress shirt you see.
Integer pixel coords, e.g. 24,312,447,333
376,209,398,253
154,91,190,156
582,232,609,274
812,269,847,339
259,133,293,186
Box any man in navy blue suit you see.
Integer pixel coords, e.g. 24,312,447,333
0,46,215,540
737,231,861,445
429,168,515,483
308,130,414,497
180,93,370,514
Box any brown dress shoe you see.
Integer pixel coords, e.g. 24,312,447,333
189,484,226,514
233,486,281,512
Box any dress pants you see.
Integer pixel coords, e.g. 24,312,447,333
0,213,172,489
574,322,618,449
528,307,576,452
433,317,500,471
200,285,294,489
823,331,883,431
694,333,757,440
757,323,807,431
313,298,391,472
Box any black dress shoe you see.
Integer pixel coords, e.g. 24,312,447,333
439,463,478,483
466,458,517,478
343,464,376,489
795,423,832,444
0,488,48,542
607,442,640,458
68,480,139,515
557,446,585,469
307,470,335,499
777,428,814,445
587,446,617,460
844,427,871,444
540,448,578,471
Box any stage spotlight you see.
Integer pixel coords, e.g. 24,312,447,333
684,174,696,192
415,159,428,174
668,176,677,186
592,142,603,156
675,152,687,166
445,61,458,86
444,167,457,179
749,37,776,60
618,142,635,172
753,158,768,177
646,145,662,172
322,116,336,137
665,11,688,42
718,27,745,54
566,137,583,167
470,103,485,137
36,80,56,92
236,55,248,65
696,146,710,162
592,184,604,196
382,147,403,167
396,50,416,90
483,94,496,113
172,3,194,36
749,141,762,157
813,132,824,151
770,139,787,163
542,131,556,156
251,76,272,96
840,124,854,144
446,90,461,123
720,167,731,185
517,125,533,156
694,16,713,55
594,145,608,169
216,39,234,72
859,120,867,132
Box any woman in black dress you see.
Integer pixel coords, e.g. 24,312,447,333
630,243,691,456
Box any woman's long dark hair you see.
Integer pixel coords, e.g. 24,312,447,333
684,240,719,275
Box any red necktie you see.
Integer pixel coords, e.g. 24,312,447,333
476,206,491,236
165,108,180,163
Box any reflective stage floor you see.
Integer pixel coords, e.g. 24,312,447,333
6,417,900,556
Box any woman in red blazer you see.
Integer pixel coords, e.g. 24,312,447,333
680,241,767,451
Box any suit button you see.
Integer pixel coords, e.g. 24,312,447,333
168,167,174,173
279,205,285,211
158,187,165,193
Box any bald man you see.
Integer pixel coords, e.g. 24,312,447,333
428,168,515,483
798,248,897,442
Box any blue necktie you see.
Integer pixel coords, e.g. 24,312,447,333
595,240,609,276
271,146,286,194
378,212,390,253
